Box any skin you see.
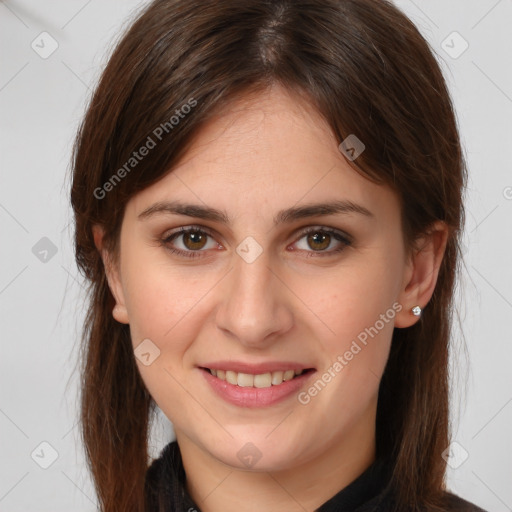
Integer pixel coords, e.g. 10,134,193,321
94,84,448,512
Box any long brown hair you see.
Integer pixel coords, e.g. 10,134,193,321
70,0,466,510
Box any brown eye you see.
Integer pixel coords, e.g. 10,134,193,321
293,227,352,256
306,232,331,251
162,226,219,258
182,230,208,250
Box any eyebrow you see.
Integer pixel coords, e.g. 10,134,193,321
137,199,374,225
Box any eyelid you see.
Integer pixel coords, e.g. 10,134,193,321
162,224,352,242
162,224,218,241
293,225,353,245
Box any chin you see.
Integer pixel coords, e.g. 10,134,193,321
200,431,306,472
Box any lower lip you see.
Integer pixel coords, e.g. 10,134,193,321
200,368,315,408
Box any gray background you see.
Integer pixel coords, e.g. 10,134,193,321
1,0,511,510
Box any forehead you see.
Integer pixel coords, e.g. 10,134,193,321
127,85,399,222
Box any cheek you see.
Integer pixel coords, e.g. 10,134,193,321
121,258,219,429
121,244,217,349
296,277,396,434
295,252,401,400
302,256,400,344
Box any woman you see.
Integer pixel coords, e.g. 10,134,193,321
70,0,486,510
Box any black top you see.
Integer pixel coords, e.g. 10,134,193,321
145,441,487,512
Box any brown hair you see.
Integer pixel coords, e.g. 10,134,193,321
70,0,466,510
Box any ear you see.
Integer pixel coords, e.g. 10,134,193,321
394,221,449,328
92,224,129,324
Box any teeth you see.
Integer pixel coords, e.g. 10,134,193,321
271,370,284,385
237,373,254,387
254,373,272,388
283,370,295,381
209,368,304,387
225,370,238,385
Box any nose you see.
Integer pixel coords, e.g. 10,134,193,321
214,247,294,348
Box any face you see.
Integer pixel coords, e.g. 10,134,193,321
103,85,417,472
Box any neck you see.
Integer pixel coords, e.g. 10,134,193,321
175,403,377,512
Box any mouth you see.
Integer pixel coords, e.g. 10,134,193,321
200,367,315,388
198,360,317,407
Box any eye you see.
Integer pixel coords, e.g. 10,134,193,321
292,227,352,256
161,226,221,258
160,225,352,259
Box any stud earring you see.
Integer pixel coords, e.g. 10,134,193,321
411,305,422,316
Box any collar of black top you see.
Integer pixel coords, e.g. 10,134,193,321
145,441,393,512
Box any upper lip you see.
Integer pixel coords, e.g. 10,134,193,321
199,361,315,374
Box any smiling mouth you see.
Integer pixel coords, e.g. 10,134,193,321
200,367,315,388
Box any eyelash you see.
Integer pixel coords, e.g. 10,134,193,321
160,225,352,259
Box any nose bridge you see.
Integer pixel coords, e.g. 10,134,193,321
235,249,273,304
215,243,293,345
230,248,276,320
